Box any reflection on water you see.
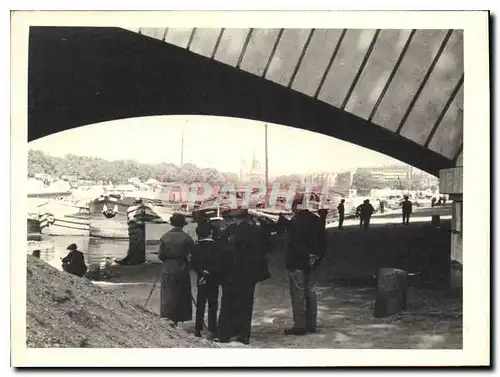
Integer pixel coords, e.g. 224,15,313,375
31,235,160,270
30,214,450,271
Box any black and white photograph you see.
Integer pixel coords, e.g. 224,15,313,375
10,10,490,367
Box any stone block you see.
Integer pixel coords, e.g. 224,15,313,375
451,232,463,265
373,268,409,318
450,260,463,292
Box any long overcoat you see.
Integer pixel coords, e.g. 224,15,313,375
158,227,195,323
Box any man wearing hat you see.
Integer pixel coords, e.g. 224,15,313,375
401,195,413,225
158,213,195,326
337,199,345,230
217,211,268,345
284,196,325,336
61,243,88,278
358,199,375,229
191,220,224,338
317,208,329,258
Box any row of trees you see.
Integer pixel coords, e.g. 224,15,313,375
28,150,240,184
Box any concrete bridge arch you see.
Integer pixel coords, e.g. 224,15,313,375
28,26,463,176
28,26,464,288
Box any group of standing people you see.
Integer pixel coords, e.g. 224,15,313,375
157,211,271,344
355,199,375,229
335,198,376,230
336,195,414,230
158,194,328,344
431,195,447,207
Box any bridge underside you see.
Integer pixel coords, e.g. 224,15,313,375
28,27,463,176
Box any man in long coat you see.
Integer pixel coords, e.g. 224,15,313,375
217,213,269,345
158,213,195,325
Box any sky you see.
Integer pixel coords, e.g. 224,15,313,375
28,115,404,176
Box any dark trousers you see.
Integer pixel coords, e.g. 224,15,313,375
218,280,256,341
402,213,411,224
195,278,220,333
360,216,371,229
338,214,344,229
62,262,87,277
288,269,318,331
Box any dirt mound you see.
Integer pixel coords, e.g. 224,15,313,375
26,255,219,348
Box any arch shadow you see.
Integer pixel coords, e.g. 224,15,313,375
28,27,454,176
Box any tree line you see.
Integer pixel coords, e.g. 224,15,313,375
28,150,240,185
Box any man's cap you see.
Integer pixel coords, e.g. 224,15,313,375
67,243,77,250
196,221,212,238
291,194,304,208
170,213,188,227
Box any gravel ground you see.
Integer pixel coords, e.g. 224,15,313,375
27,221,462,349
26,255,220,348
98,222,462,349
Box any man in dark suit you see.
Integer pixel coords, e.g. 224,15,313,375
284,197,325,335
402,195,413,225
217,213,269,345
337,199,345,229
191,221,223,338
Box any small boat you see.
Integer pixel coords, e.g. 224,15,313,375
89,195,180,244
27,197,91,236
27,213,43,241
89,196,136,239
41,202,90,236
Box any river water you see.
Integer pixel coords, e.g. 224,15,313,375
30,210,448,271
28,235,161,271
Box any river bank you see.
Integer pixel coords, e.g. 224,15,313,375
27,219,462,349
95,220,462,349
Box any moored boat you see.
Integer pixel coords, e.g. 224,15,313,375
28,197,91,236
41,203,91,236
89,196,136,239
89,195,183,244
27,213,43,241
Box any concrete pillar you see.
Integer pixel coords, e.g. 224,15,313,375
449,194,463,292
439,165,463,293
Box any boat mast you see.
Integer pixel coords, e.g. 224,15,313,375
180,130,184,168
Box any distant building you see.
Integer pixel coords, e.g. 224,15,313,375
146,178,160,186
334,171,354,192
34,173,52,182
419,173,439,188
241,154,265,183
61,175,78,182
128,177,141,185
362,165,411,184
303,172,334,187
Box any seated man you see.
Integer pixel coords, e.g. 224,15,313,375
61,243,88,278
